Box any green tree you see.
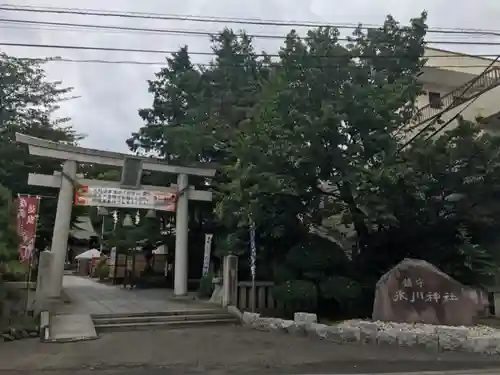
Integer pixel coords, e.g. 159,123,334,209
226,13,428,248
131,13,500,317
129,14,430,311
129,30,270,167
0,53,83,248
214,14,497,310
360,120,500,287
214,13,429,301
129,46,202,164
223,13,500,308
106,210,163,256
232,17,500,310
129,30,273,259
0,184,19,262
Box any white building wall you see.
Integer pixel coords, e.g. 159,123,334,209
415,82,450,109
424,48,500,75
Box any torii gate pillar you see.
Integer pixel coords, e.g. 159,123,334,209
174,173,189,296
48,160,77,298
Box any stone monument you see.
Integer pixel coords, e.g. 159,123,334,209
372,258,488,326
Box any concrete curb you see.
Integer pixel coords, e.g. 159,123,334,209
238,310,500,356
42,336,100,344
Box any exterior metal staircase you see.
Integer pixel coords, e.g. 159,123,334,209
415,67,500,126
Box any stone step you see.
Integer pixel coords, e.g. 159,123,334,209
94,317,238,332
91,308,226,320
92,313,234,325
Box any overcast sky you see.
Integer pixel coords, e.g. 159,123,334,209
2,0,500,152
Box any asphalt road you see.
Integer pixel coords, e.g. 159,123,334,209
5,363,500,375
1,325,499,374
4,367,500,375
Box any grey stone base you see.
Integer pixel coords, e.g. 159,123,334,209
237,310,500,355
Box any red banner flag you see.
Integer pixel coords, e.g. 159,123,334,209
15,196,39,262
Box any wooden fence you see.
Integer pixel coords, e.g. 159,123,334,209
237,281,278,312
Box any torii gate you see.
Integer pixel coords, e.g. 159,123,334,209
16,133,217,299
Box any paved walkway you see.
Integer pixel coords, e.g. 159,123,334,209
58,275,214,315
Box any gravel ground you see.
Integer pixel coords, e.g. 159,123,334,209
1,325,500,374
339,319,500,337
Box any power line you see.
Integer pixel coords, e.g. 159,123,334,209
4,41,500,59
0,18,271,38
4,4,362,27
0,42,212,56
0,5,378,28
38,57,171,66
3,4,500,37
13,56,500,70
3,18,500,46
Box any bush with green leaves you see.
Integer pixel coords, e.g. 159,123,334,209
272,280,318,316
0,185,19,265
96,259,109,280
197,273,214,299
1,261,28,282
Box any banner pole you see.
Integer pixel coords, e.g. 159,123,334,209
24,196,41,314
25,256,32,314
249,218,257,313
15,194,30,314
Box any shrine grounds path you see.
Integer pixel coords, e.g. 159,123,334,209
1,325,500,375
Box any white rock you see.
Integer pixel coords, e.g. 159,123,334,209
416,332,439,351
322,325,344,343
278,319,295,331
463,336,500,355
339,326,361,343
294,312,317,325
397,331,418,347
436,326,469,337
437,326,468,352
244,313,500,354
266,318,284,330
306,323,330,339
467,325,497,337
357,321,379,344
286,322,307,336
376,329,399,346
242,312,260,325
